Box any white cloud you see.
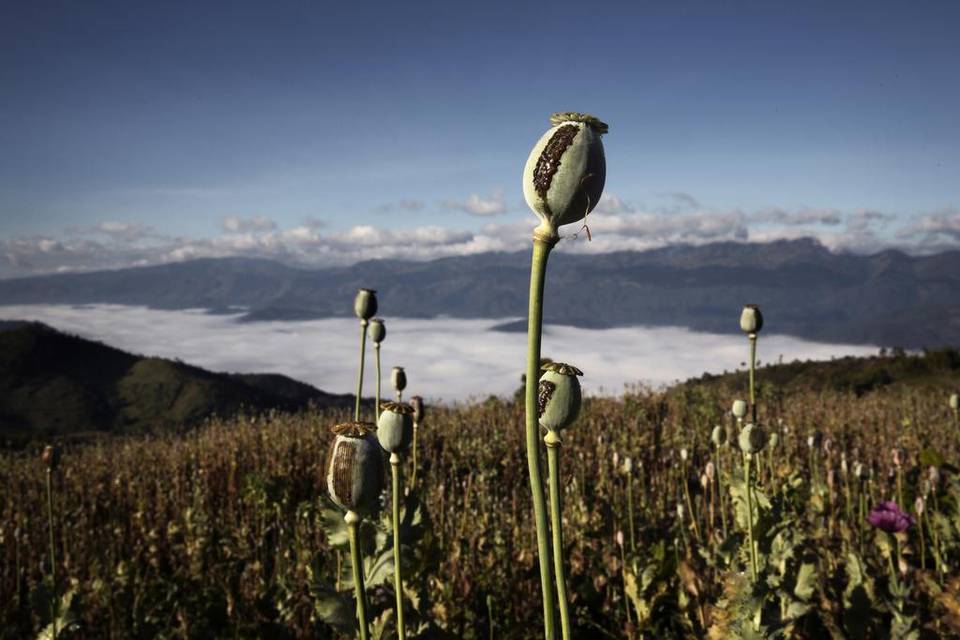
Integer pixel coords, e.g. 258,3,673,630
443,188,507,216
1,198,959,279
0,304,879,402
221,215,277,233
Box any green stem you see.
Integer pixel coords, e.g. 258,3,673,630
346,511,369,640
355,321,368,421
525,236,557,640
745,456,758,583
918,506,926,571
627,472,636,555
487,594,495,640
390,456,406,640
410,423,419,489
896,468,904,508
748,334,758,425
46,469,58,640
682,462,702,544
717,449,728,538
375,344,382,422
545,433,572,640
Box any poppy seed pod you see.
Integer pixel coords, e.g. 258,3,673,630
769,432,780,449
377,402,414,454
711,425,726,447
950,393,958,410
391,367,407,393
738,423,767,455
537,362,583,432
42,444,62,471
739,304,763,335
369,318,386,344
621,456,633,475
326,422,383,514
732,399,748,419
522,112,608,239
353,288,377,321
410,395,424,424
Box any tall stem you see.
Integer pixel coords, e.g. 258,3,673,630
682,462,701,544
346,511,369,640
744,456,758,583
410,422,419,489
545,432,571,640
355,321,368,421
525,236,557,640
717,449,728,538
626,472,636,554
375,344,382,422
390,455,406,640
46,469,58,640
748,334,758,425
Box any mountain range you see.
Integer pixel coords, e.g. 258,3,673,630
0,322,353,440
1,238,959,348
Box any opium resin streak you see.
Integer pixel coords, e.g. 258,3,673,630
532,124,579,198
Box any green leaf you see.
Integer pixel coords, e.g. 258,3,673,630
313,588,357,635
793,562,816,602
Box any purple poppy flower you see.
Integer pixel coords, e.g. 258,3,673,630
867,501,914,533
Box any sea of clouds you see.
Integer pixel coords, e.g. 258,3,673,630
0,304,880,402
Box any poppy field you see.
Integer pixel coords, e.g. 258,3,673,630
3,376,960,638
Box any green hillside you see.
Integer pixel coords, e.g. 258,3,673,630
0,322,352,442
684,346,960,397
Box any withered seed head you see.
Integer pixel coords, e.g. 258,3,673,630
409,395,425,424
326,421,382,513
42,444,62,472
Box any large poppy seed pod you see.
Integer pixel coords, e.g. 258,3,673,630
326,422,383,514
369,318,386,344
711,425,726,447
391,367,407,393
409,395,424,424
739,304,763,335
950,393,958,410
738,423,767,455
377,402,414,454
354,288,377,321
732,399,748,419
537,362,583,432
522,112,608,239
42,444,62,471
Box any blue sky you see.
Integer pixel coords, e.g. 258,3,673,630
1,1,958,276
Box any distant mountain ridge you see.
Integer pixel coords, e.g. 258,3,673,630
1,238,959,348
0,323,353,439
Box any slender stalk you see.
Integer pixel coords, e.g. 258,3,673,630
375,344,382,422
744,456,758,583
355,320,369,421
487,594,495,640
918,507,926,571
390,455,406,640
896,468,904,509
626,472,636,554
346,511,369,640
748,334,758,424
410,422,419,489
545,432,572,640
682,464,701,544
717,450,728,538
46,469,58,640
524,236,557,640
